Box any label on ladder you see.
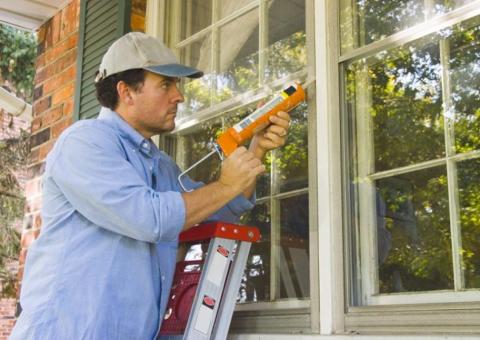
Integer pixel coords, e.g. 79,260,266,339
194,295,216,334
206,245,230,286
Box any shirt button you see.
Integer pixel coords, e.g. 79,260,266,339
161,275,165,281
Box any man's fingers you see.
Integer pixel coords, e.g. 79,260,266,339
269,112,291,128
267,124,288,137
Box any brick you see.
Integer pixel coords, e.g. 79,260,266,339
51,117,73,139
43,65,76,95
52,13,61,45
33,96,51,116
41,106,63,127
35,67,48,85
20,229,40,248
38,140,54,160
34,214,42,229
28,147,40,164
31,116,42,132
37,25,46,43
30,128,50,148
37,41,45,55
19,248,27,265
44,34,78,65
61,2,78,39
63,97,74,117
33,85,43,101
52,82,75,106
36,53,45,69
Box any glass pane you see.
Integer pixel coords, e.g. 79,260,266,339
457,158,480,288
220,0,256,18
279,194,309,299
181,119,222,184
347,37,445,173
178,35,212,116
180,0,212,40
340,0,426,53
238,202,271,303
265,0,306,83
375,166,454,293
275,101,308,192
448,17,480,153
433,0,476,15
217,8,259,101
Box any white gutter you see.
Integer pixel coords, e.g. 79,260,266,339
0,86,32,122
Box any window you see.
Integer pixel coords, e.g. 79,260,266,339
342,0,480,310
164,0,313,318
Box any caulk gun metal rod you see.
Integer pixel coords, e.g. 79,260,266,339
180,148,218,176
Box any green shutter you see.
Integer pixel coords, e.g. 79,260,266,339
74,0,131,121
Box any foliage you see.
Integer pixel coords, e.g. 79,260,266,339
0,23,36,102
0,23,36,297
0,128,29,297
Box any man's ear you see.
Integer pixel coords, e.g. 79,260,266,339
117,81,134,105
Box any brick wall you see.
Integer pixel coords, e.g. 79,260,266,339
0,299,15,340
11,0,146,336
18,0,80,310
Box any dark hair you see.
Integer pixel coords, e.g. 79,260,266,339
95,68,146,110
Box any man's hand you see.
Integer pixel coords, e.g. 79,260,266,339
182,147,265,229
249,110,291,160
218,146,266,195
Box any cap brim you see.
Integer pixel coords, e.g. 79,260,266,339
145,63,203,79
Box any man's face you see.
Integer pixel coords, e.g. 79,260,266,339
130,72,184,135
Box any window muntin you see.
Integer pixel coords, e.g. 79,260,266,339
340,0,478,54
344,8,480,304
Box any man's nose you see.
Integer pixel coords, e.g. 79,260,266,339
172,85,184,103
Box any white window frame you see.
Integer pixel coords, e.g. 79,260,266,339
340,0,480,335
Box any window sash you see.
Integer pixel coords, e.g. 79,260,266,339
160,0,316,320
343,0,480,305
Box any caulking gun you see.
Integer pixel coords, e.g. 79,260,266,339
178,82,306,192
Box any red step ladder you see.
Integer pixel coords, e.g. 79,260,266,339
159,221,260,340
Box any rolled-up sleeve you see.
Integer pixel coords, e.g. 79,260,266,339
49,127,185,243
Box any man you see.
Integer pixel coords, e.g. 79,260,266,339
11,32,290,339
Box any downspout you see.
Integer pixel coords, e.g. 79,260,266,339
0,86,32,122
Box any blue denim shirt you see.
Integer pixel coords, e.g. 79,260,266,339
10,108,254,340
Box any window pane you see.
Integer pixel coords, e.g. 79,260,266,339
266,0,306,83
347,38,445,173
340,0,426,52
181,119,222,184
458,158,480,289
239,202,271,303
433,0,477,15
217,8,259,101
279,194,309,299
448,17,480,153
275,102,308,192
376,166,454,293
220,0,256,18
178,35,213,117
180,0,212,40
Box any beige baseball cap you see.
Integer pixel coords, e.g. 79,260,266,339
95,32,203,82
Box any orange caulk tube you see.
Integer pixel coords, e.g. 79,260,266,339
216,83,306,156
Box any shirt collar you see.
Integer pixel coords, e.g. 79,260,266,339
98,107,154,157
